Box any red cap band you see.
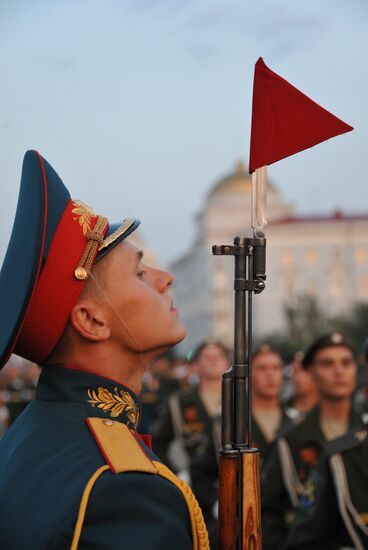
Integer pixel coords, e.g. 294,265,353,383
15,200,108,363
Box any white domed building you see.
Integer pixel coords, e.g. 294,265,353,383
170,162,368,354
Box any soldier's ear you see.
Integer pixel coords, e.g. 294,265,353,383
70,300,111,342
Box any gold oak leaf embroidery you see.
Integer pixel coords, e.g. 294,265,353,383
72,201,96,236
87,387,138,424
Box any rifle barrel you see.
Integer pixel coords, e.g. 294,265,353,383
213,236,266,550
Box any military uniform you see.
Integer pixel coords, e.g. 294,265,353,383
261,405,368,550
153,386,216,474
254,408,301,469
0,366,210,549
0,151,209,549
139,372,180,434
283,427,368,550
189,406,299,548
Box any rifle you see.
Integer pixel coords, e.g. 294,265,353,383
213,167,267,550
212,54,352,548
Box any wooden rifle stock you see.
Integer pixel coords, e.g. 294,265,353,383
213,236,266,550
218,451,262,549
218,454,239,549
241,451,262,548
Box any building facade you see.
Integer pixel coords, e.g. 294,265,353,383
170,162,368,354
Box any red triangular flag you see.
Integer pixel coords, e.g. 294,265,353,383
249,57,353,173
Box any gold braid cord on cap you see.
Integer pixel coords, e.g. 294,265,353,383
75,215,109,280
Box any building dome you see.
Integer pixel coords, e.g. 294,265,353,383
208,160,276,200
208,160,251,198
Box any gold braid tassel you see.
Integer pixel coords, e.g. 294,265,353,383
75,216,109,280
154,462,210,550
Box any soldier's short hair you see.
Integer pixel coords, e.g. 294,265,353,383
190,339,230,362
251,345,282,363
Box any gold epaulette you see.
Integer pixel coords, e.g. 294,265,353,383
71,418,209,550
86,417,157,474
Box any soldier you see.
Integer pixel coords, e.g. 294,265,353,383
139,355,180,434
284,351,319,419
251,346,301,467
355,337,368,410
0,151,209,549
262,333,367,550
152,340,230,481
189,346,299,546
283,427,368,549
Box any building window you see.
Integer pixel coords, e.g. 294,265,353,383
358,277,368,294
281,250,294,268
330,277,344,299
306,249,319,266
331,248,343,263
356,248,368,265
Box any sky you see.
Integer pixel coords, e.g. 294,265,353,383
0,0,367,265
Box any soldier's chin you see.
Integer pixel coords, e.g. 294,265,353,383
173,323,186,345
151,326,186,355
329,390,351,400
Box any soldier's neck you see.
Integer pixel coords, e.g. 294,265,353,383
293,390,319,413
199,377,222,393
319,397,351,422
252,394,280,410
50,344,158,395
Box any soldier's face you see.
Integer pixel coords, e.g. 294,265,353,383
98,241,186,353
293,363,317,397
252,352,283,400
310,346,357,400
196,345,230,380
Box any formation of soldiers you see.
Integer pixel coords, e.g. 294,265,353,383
1,334,367,549
143,335,367,549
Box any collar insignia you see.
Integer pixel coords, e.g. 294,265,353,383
87,386,139,426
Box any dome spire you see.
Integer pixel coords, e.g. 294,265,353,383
235,159,246,174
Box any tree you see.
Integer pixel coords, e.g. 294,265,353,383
332,302,368,356
257,294,368,362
